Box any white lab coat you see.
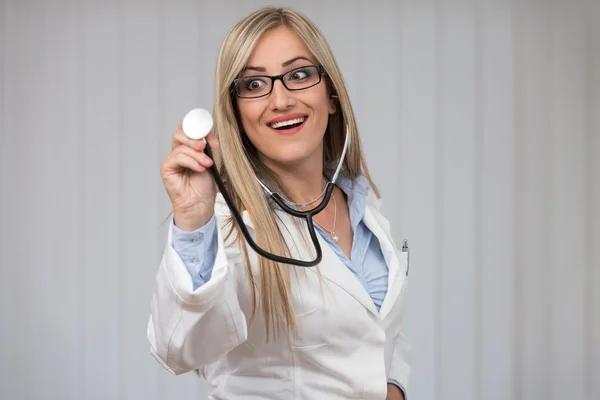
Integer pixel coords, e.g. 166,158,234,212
147,188,411,400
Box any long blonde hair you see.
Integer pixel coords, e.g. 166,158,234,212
212,6,379,341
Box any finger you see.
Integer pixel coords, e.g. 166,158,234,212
171,151,207,173
172,124,207,152
173,143,214,168
172,129,207,152
161,150,206,175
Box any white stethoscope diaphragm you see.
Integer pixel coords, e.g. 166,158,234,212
182,108,213,140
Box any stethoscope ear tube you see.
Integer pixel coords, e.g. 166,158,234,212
203,142,325,267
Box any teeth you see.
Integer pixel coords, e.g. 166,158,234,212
270,117,305,129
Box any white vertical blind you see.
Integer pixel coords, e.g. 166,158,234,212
396,1,438,399
477,1,515,399
81,1,120,398
437,2,478,398
0,1,597,399
514,1,553,398
548,2,587,398
586,2,599,400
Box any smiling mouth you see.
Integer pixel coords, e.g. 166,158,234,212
269,116,306,130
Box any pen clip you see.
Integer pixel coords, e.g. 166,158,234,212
402,239,410,276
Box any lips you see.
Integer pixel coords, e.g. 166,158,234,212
270,116,305,129
266,113,308,135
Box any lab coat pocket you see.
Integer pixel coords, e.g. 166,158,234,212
289,306,330,351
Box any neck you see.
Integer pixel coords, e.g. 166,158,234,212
262,156,327,205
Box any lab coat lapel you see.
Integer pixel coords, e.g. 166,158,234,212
217,192,404,318
274,208,380,317
310,231,380,316
362,194,408,320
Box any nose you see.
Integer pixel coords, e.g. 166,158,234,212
269,79,295,111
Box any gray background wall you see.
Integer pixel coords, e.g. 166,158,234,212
0,0,598,399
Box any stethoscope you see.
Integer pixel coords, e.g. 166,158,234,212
181,108,351,267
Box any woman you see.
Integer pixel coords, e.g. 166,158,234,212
149,6,411,400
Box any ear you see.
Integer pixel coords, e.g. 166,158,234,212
328,94,338,115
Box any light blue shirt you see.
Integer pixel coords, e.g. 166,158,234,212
170,175,405,397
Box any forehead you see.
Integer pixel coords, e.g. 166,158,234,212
246,25,314,71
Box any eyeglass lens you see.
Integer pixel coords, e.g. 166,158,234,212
236,66,321,98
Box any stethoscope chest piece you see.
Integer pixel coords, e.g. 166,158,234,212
182,108,213,140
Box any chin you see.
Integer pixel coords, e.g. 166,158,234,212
263,145,318,169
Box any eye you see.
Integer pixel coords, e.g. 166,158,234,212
288,68,312,81
242,77,268,91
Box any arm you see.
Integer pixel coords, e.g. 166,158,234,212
147,214,249,375
171,214,218,290
375,195,411,399
386,331,411,399
386,316,411,399
387,243,411,399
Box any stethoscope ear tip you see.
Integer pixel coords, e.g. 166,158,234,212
182,108,213,140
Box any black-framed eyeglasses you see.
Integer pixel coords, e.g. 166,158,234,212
232,65,325,99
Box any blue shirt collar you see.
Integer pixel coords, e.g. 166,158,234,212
325,169,371,231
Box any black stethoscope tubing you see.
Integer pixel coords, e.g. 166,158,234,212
203,143,337,267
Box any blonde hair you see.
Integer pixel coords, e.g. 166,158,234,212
212,6,379,341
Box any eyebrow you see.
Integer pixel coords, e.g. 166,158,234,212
242,56,314,73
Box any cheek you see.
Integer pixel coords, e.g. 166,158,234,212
237,101,265,132
312,98,332,128
310,90,333,118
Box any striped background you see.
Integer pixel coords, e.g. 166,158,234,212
0,0,598,399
